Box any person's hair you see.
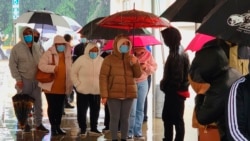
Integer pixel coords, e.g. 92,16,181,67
63,34,72,42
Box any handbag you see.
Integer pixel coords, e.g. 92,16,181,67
36,54,55,83
198,125,220,141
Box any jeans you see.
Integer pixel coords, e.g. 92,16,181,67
128,80,148,136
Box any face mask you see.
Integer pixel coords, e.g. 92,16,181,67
81,38,87,43
89,52,98,59
34,36,39,43
56,45,65,52
24,35,33,43
119,45,129,53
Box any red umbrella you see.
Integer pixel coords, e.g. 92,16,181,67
102,35,162,51
98,8,169,48
97,8,169,30
185,33,215,52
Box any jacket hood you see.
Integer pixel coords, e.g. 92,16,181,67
19,26,34,43
189,39,229,83
48,35,71,54
84,42,100,57
112,35,132,57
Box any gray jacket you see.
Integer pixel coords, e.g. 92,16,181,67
9,26,43,81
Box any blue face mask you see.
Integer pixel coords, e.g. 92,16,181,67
81,38,87,43
119,45,129,53
89,52,98,59
56,45,65,52
24,35,33,43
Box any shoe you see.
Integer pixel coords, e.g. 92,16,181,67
79,130,87,138
36,124,49,133
23,124,31,133
89,129,102,136
65,102,74,108
127,136,134,141
102,127,110,134
56,126,66,135
134,135,145,140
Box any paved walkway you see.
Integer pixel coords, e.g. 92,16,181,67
0,60,198,141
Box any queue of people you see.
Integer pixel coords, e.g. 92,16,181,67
8,25,249,141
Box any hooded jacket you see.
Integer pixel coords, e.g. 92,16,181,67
99,35,142,99
134,47,157,83
38,35,73,94
70,42,103,94
9,26,43,81
189,39,242,141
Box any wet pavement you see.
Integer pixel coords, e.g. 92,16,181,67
0,60,197,141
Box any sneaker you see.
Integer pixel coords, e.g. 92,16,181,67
134,135,145,140
127,136,134,141
65,102,74,108
36,124,49,133
88,129,102,136
79,130,87,138
102,127,110,134
23,124,31,133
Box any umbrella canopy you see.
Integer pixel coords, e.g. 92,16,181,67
102,35,162,51
160,0,224,23
97,8,169,30
196,0,250,45
14,10,75,29
12,94,35,129
185,33,215,52
78,17,151,40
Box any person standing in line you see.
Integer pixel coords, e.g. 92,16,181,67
71,42,103,138
226,67,250,141
99,34,142,141
189,39,242,141
9,26,49,133
143,45,152,122
160,27,190,141
0,31,8,60
37,35,73,136
63,34,75,109
127,46,157,140
72,34,88,62
33,29,45,53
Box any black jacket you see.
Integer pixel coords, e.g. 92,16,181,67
189,40,241,141
72,43,87,62
226,74,250,141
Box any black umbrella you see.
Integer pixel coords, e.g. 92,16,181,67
196,0,250,45
78,17,152,40
12,94,35,129
160,0,224,23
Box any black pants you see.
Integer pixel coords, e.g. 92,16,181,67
45,93,65,126
76,93,100,131
162,94,185,141
104,103,110,128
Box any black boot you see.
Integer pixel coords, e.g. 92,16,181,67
56,125,66,135
121,139,126,141
51,125,58,136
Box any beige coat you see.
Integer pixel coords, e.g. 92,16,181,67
38,35,73,94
